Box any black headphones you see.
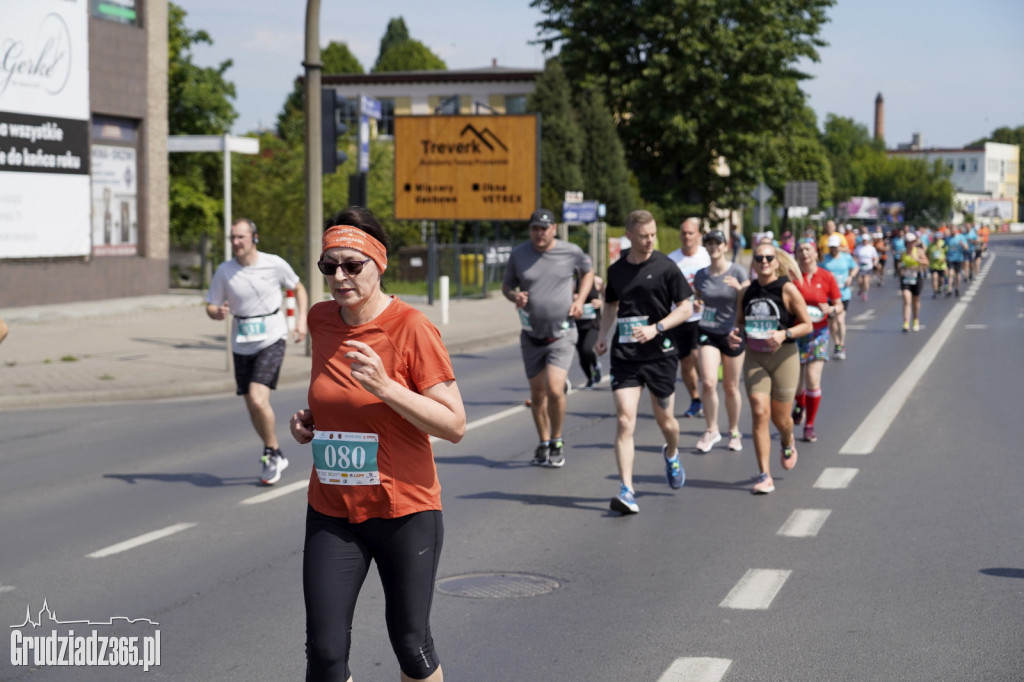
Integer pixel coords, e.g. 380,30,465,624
246,219,259,244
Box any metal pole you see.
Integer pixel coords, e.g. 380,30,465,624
304,0,323,357
222,134,232,371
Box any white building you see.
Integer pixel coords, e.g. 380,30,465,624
889,139,1019,223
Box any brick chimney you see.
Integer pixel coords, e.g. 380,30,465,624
874,93,885,142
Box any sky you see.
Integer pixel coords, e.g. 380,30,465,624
175,0,1024,149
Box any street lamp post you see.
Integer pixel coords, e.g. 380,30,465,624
304,0,323,356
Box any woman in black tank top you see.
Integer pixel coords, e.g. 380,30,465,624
728,244,812,494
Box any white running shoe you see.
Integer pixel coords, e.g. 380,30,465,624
695,430,722,453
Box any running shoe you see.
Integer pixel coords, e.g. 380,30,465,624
682,399,703,418
792,405,804,426
780,442,798,470
833,345,846,360
610,484,639,514
695,430,722,453
912,320,920,332
663,444,685,489
260,449,289,485
727,431,743,451
803,425,817,443
752,472,775,494
545,439,565,468
531,443,550,466
593,364,602,385
902,321,909,333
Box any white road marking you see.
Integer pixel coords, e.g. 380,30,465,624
87,522,196,558
852,309,875,322
777,509,832,538
0,583,15,594
658,657,732,682
845,324,866,330
814,468,858,489
240,479,309,505
839,255,995,455
720,569,791,610
964,324,988,329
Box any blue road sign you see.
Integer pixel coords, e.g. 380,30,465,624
562,200,599,223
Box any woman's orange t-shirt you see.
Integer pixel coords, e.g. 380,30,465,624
305,297,455,522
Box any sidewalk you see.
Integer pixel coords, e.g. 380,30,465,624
0,291,520,410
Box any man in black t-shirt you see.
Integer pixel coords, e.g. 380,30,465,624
595,210,694,514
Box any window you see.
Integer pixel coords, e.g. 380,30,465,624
505,95,528,114
958,159,966,172
435,96,460,115
378,98,394,137
970,159,978,173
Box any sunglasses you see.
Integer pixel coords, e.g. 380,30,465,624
753,254,776,263
317,258,372,276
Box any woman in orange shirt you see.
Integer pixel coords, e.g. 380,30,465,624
290,206,466,682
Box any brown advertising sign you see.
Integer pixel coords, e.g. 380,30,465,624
394,114,539,221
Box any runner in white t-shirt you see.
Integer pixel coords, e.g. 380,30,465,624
852,235,879,301
666,217,711,418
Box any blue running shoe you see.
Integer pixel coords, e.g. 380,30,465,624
682,399,703,418
610,484,639,514
663,444,685,489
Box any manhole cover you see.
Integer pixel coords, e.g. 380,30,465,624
435,572,561,599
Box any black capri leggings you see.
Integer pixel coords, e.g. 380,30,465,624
575,322,600,379
303,506,444,681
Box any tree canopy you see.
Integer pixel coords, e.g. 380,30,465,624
533,0,835,221
528,60,584,212
276,41,363,142
373,39,446,73
167,2,237,248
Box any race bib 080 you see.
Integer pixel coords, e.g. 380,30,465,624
311,431,380,486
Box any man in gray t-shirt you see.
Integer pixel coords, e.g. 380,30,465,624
503,208,593,468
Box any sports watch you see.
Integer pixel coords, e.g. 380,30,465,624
656,322,665,334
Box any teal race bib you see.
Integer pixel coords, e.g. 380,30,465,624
580,303,597,321
235,317,268,343
311,431,381,486
701,306,718,325
518,309,533,332
616,315,648,343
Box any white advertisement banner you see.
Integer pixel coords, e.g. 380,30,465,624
0,0,90,259
91,145,138,256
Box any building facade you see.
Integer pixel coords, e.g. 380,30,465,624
0,0,169,307
890,141,1019,223
322,64,542,139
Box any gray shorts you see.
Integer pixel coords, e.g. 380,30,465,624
519,328,578,379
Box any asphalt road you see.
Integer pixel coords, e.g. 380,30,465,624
2,239,1022,681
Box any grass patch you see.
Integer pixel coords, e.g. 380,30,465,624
60,355,80,362
99,374,115,381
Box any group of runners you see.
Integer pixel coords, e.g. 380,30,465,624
502,210,992,511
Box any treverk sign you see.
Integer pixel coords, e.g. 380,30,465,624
394,114,539,221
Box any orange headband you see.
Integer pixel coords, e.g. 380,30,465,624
321,225,387,274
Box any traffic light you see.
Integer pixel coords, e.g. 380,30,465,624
321,88,349,175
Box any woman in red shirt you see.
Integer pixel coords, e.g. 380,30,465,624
791,240,843,443
290,207,465,682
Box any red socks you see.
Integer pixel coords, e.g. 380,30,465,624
805,388,822,426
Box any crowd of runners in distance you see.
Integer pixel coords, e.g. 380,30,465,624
506,212,992,512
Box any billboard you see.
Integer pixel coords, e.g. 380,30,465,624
838,197,879,220
0,0,91,259
393,114,539,221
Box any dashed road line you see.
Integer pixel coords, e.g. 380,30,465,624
813,468,858,489
838,254,995,455
239,479,309,505
964,324,988,329
720,569,792,610
657,657,732,682
777,509,832,538
87,522,196,558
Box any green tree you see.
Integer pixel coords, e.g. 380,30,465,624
754,103,833,212
167,2,237,248
533,0,835,220
574,86,637,225
860,155,953,225
528,59,584,212
373,39,447,72
820,114,883,202
276,41,364,142
376,18,411,68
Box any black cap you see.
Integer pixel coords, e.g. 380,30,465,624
528,208,556,227
704,229,726,243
